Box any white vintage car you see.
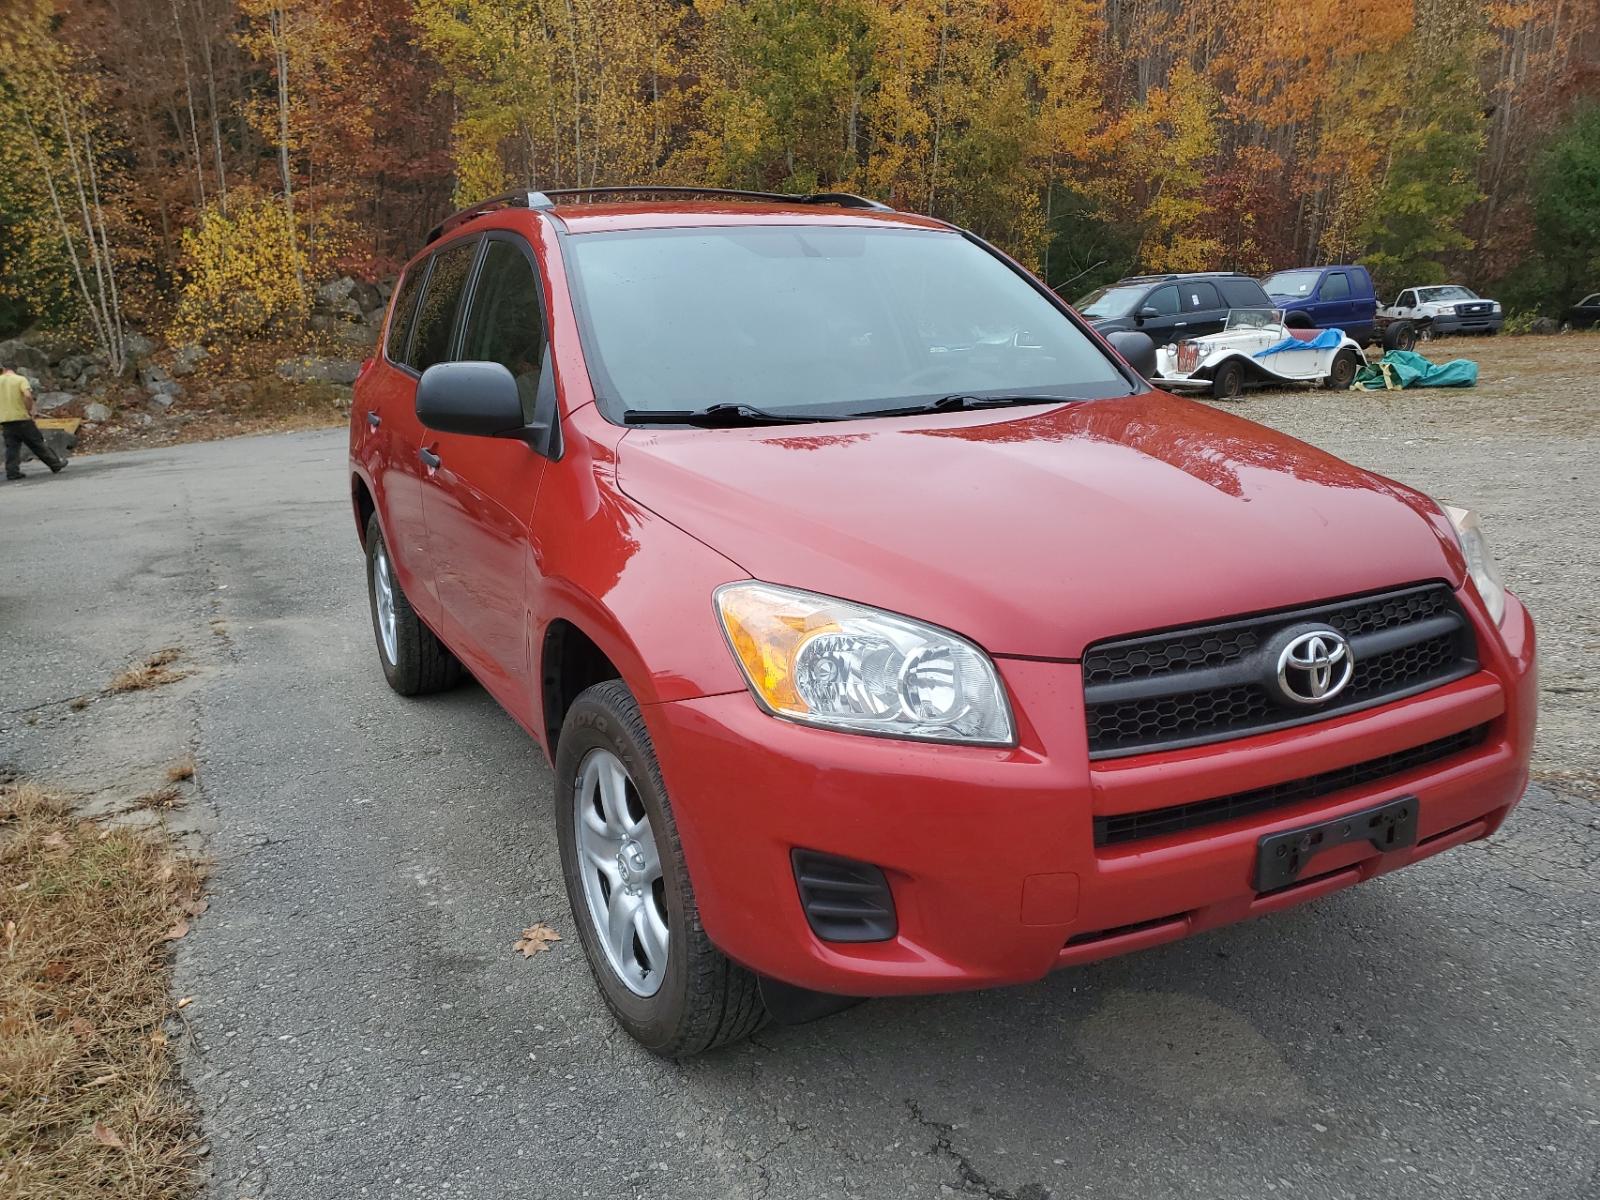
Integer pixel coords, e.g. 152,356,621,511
1152,309,1365,399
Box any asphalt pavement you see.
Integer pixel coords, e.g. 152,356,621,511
2,428,1596,1200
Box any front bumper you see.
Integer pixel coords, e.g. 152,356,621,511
1431,314,1504,335
645,592,1536,996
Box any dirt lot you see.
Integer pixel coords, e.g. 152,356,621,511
1208,332,1600,790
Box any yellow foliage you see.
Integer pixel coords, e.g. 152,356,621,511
169,194,311,345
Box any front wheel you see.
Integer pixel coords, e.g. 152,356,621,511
1210,360,1246,401
555,680,768,1056
1326,348,1360,390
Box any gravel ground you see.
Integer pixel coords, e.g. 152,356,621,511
1207,332,1600,789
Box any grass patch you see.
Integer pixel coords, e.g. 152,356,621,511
164,759,195,785
0,781,205,1199
105,650,187,695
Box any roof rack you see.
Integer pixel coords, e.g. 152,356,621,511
425,186,893,243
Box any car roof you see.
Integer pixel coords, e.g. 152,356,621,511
1115,272,1256,285
542,201,952,235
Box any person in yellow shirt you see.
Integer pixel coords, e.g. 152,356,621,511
1,360,67,481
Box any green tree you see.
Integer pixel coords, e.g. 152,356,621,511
1530,105,1600,308
1357,59,1484,293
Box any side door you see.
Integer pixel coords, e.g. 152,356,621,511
367,258,443,623
1134,284,1183,342
1316,269,1353,331
1393,289,1417,318
424,234,555,707
1180,280,1227,335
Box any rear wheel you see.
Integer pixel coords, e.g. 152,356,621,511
1383,320,1418,352
556,680,768,1056
1210,360,1246,401
365,513,462,696
1326,348,1359,390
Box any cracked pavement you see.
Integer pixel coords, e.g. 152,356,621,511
1,410,1595,1200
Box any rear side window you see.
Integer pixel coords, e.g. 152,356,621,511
1217,277,1270,307
407,240,478,372
460,239,546,422
1181,281,1222,311
1145,285,1179,316
385,266,427,364
1320,272,1351,301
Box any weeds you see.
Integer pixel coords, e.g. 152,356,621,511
104,650,186,695
0,780,205,1199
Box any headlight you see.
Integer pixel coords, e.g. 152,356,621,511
1442,504,1506,624
714,582,1015,745
1492,302,1502,313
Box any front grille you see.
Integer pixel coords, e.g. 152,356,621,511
1083,582,1477,758
1094,724,1488,847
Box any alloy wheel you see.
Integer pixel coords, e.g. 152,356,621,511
573,747,669,997
372,542,399,664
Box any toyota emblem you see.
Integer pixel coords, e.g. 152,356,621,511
1276,629,1354,705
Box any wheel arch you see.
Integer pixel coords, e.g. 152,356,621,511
351,468,378,548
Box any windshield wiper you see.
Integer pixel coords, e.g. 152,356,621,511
622,404,849,427
851,393,1072,418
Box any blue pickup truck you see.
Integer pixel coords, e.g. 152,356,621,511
1260,265,1378,346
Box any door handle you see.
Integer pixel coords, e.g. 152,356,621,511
419,448,441,470
366,411,381,428
1173,321,1188,327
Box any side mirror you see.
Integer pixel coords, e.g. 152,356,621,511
416,360,530,439
1106,330,1157,380
1137,306,1161,320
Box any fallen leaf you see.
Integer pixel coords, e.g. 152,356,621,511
85,1073,118,1087
4,919,14,948
164,919,189,942
513,923,562,957
42,831,68,852
184,897,209,918
150,1029,168,1049
176,996,194,1009
67,1017,96,1038
0,1014,23,1038
92,1121,124,1150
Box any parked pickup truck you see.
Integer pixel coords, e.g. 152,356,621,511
1261,265,1378,345
1380,285,1504,335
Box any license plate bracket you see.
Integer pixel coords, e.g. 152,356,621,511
1254,795,1419,893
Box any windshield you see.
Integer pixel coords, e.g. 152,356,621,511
1074,284,1147,319
566,226,1131,420
1224,308,1285,331
1418,285,1478,303
1261,269,1321,297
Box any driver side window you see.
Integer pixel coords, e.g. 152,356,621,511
460,239,547,423
1398,290,1416,308
1146,285,1179,317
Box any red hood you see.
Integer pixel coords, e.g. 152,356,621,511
615,393,1461,658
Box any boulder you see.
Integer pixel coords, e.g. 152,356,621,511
34,391,77,413
138,363,173,389
58,353,95,381
171,343,209,376
0,340,50,373
351,280,383,315
316,276,358,306
276,355,361,385
1530,317,1559,335
84,401,113,423
122,332,157,360
146,390,179,409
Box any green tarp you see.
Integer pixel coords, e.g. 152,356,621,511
1353,349,1478,390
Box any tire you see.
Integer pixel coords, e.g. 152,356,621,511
1383,320,1418,352
1326,348,1359,390
364,513,462,696
555,680,768,1056
1210,360,1246,400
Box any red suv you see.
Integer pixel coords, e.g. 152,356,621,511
349,187,1536,1056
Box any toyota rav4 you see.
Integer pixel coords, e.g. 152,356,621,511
348,187,1536,1056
